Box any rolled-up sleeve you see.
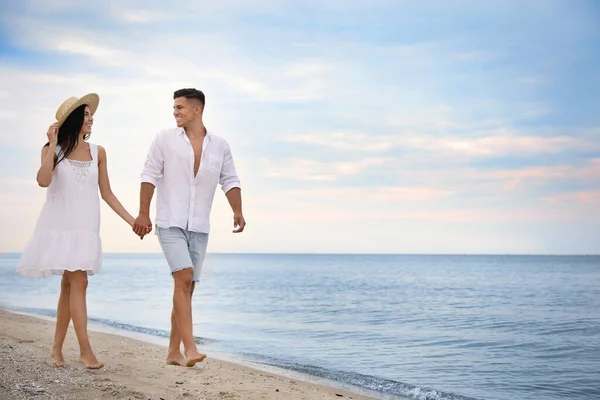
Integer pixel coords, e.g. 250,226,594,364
219,142,241,193
141,132,164,187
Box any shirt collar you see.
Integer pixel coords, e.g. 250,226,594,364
176,127,212,140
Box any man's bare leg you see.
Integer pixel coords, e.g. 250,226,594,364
167,280,196,366
51,274,71,367
65,271,103,369
166,308,185,365
171,269,206,367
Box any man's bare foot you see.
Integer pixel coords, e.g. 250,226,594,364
166,351,186,366
79,351,104,369
51,349,68,367
185,350,207,367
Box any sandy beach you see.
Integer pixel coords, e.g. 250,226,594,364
0,308,378,400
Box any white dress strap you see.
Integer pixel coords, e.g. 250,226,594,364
90,143,98,161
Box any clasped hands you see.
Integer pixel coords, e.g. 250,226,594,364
132,214,152,239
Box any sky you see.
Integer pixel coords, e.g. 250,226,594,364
0,0,599,255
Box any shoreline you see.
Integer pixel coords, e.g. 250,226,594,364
0,307,383,400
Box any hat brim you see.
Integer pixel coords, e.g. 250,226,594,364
57,93,100,128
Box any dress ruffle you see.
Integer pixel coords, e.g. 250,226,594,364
17,230,102,278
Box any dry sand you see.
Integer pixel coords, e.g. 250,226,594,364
0,308,380,400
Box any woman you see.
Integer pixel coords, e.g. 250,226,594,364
17,93,140,369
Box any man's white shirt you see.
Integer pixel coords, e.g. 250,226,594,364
141,127,241,234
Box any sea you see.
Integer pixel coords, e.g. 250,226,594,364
0,253,598,400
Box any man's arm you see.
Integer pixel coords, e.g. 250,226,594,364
138,182,156,218
133,134,164,238
225,187,245,233
220,142,245,233
133,183,155,238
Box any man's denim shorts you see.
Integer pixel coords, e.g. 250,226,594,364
156,226,208,282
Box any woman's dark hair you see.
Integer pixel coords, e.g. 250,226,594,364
44,104,88,165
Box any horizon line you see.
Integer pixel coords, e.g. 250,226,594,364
1,251,599,257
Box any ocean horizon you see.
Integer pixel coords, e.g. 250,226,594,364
1,252,599,400
3,251,600,256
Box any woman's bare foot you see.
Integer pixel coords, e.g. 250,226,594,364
79,351,104,369
185,350,207,367
51,349,68,367
166,350,186,366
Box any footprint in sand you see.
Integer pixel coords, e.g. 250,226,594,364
124,390,146,399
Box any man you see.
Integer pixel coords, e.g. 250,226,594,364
133,88,246,367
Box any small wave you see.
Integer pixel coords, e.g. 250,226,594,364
239,353,482,400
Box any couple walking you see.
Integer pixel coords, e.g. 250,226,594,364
16,89,246,369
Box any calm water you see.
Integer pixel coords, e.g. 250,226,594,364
0,253,599,400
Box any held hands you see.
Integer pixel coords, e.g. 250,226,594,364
233,212,246,233
132,213,152,239
47,122,58,145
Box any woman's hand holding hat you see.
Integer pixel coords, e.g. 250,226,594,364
47,122,58,145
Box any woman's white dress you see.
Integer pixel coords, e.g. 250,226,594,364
17,143,102,278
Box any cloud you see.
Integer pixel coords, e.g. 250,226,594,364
396,160,600,193
409,133,597,156
54,39,125,66
282,186,454,203
281,128,600,158
112,10,171,23
542,190,600,205
255,207,583,224
259,157,393,181
282,132,394,152
518,102,553,118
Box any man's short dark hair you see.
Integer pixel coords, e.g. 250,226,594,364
174,88,205,107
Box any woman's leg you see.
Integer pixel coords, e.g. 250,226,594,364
51,273,71,367
65,270,103,369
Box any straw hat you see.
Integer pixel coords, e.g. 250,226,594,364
55,93,100,128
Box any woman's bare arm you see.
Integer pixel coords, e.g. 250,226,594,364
37,123,59,187
97,145,135,226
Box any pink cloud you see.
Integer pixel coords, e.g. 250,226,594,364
542,190,600,205
392,159,599,193
260,157,393,181
283,131,393,151
406,132,596,156
256,186,454,205
255,206,593,223
280,129,600,161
